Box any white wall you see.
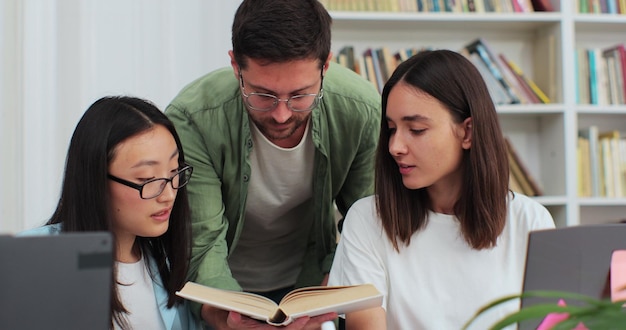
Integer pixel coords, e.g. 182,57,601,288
0,0,241,233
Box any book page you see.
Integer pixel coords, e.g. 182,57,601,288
275,284,383,325
177,282,383,326
176,282,277,322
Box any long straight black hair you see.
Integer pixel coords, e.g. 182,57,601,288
47,96,191,328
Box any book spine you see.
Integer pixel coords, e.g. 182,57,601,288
464,50,513,105
580,126,601,197
576,48,590,104
498,54,539,103
619,45,626,102
505,137,543,196
588,48,599,105
369,48,384,93
468,40,521,104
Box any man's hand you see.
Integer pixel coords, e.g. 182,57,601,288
227,311,338,330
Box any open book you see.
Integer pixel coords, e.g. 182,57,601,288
176,281,383,326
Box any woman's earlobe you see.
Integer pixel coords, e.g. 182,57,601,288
462,119,473,149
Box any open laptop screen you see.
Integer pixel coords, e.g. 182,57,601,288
0,232,113,330
520,224,626,330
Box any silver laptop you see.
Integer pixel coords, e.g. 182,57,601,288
520,224,626,329
0,232,113,330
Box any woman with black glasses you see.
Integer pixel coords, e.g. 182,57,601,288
21,96,198,330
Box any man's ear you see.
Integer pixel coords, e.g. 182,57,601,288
461,117,472,150
323,52,333,76
229,50,239,79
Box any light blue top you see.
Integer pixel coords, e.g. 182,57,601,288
20,224,200,330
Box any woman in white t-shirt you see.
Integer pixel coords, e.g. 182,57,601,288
21,96,199,330
328,50,555,330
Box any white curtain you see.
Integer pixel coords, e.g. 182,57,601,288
0,0,241,233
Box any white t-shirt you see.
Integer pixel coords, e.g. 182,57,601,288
229,120,315,291
328,193,555,330
114,255,166,330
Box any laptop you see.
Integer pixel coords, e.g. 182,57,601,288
0,232,113,330
520,224,626,330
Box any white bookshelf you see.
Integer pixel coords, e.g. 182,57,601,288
327,1,626,227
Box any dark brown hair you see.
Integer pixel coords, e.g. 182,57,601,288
375,49,509,251
231,0,331,69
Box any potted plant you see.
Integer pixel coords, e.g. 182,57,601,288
463,290,626,329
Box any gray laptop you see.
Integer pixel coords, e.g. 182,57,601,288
520,224,626,329
0,232,113,330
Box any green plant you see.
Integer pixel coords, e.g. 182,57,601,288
462,290,626,330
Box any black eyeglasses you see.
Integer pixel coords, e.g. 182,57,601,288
239,70,324,112
107,165,193,199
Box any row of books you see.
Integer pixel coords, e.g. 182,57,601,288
506,137,544,196
577,0,626,14
578,126,626,198
334,38,550,105
319,0,553,13
576,44,626,105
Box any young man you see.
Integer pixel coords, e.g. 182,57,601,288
166,0,380,328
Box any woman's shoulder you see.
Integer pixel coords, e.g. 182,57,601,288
342,195,379,231
507,192,555,230
18,223,63,236
349,195,377,214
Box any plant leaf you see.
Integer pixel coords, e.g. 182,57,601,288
462,291,626,330
489,304,586,330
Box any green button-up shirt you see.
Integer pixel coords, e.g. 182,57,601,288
165,62,380,303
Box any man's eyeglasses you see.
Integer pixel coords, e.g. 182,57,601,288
107,165,193,199
239,70,324,112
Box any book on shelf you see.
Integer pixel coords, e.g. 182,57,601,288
336,46,358,74
473,0,486,12
176,282,383,326
577,0,589,13
464,38,521,104
394,48,410,64
620,138,626,197
460,48,514,105
322,0,566,13
362,49,380,92
505,137,543,196
374,48,390,84
596,48,611,105
587,48,597,104
530,0,555,11
603,54,622,105
379,46,397,83
498,53,543,104
509,165,526,195
587,48,605,105
579,126,601,197
431,0,442,12
364,48,384,93
356,54,367,81
578,136,592,197
512,0,535,12
602,44,626,105
500,0,514,12
487,0,499,12
576,48,591,105
598,135,615,197
599,130,624,198
501,55,551,104
577,45,626,105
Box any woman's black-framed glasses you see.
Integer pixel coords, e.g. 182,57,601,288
107,164,193,199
